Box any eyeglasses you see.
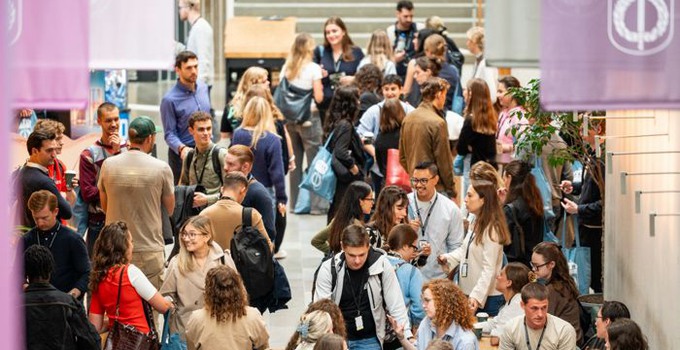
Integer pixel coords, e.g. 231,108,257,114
362,197,375,202
180,232,207,240
410,176,435,186
530,261,550,271
410,244,420,251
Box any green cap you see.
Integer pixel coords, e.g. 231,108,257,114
129,116,157,139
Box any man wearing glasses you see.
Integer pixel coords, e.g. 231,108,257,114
406,162,464,280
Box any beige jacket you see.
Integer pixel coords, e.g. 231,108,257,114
442,227,503,307
185,307,269,350
399,103,455,197
159,241,236,339
199,198,272,252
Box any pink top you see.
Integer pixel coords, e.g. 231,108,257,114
496,106,526,151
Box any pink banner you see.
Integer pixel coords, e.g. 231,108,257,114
541,0,680,110
10,0,90,110
3,2,23,350
89,0,175,70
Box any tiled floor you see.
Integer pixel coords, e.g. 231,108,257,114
129,77,329,348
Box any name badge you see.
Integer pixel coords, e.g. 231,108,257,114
355,315,364,331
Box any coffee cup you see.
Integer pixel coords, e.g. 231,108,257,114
65,170,77,189
473,322,483,340
476,312,489,323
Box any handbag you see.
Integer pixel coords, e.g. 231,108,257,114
561,212,591,295
105,266,160,350
293,187,312,214
273,77,313,124
300,132,337,202
384,149,411,192
160,312,186,350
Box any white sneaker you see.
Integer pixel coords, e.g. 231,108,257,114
274,249,288,259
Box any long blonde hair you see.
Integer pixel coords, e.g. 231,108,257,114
230,67,269,118
177,216,214,275
285,33,316,81
241,96,278,149
366,30,394,72
239,83,285,122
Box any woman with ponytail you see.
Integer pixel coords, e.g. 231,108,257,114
502,160,545,265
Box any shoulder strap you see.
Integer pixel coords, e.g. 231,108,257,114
114,265,126,318
220,254,226,265
185,149,195,176
330,253,344,292
242,207,253,228
211,145,223,186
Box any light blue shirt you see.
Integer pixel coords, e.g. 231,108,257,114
387,255,425,326
357,100,415,175
417,317,479,350
407,192,465,280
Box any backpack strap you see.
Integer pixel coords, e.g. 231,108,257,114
242,207,253,228
330,253,345,292
184,149,195,179
211,145,224,186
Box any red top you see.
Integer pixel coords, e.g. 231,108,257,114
90,265,150,333
47,159,68,193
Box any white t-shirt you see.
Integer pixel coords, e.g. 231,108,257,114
128,264,158,301
282,61,322,90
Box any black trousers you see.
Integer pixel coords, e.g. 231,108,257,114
579,225,603,293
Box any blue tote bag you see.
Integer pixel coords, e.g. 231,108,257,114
532,157,556,219
561,212,591,295
161,311,186,350
299,132,337,202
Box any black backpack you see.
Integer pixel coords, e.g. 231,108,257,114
231,207,274,300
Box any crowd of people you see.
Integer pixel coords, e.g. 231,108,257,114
13,0,650,349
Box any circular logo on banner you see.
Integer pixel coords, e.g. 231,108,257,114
608,0,674,55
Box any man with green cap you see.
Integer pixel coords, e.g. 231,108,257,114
98,116,175,289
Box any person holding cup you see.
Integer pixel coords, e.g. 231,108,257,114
390,279,478,350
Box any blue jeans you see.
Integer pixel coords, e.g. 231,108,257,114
348,337,381,350
477,294,505,317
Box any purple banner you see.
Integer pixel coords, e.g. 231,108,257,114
541,0,680,110
3,1,23,350
10,0,89,110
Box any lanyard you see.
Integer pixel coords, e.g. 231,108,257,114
333,55,342,72
194,145,215,185
464,230,475,260
344,266,368,316
35,223,60,249
414,194,439,237
524,317,547,350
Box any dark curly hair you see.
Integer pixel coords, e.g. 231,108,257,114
285,299,346,350
24,245,54,282
354,64,383,95
423,279,475,331
324,85,360,136
89,221,130,293
204,266,248,323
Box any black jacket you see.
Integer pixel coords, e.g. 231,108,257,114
328,119,366,183
504,197,544,266
24,283,100,350
573,158,604,227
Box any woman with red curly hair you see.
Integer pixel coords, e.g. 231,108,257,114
185,266,269,350
417,279,478,349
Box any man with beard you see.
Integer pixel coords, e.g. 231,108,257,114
161,51,211,183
